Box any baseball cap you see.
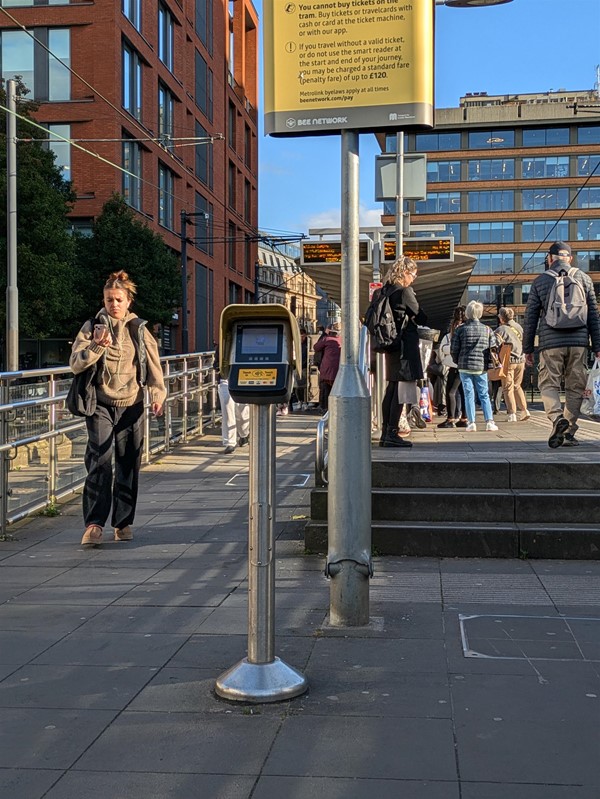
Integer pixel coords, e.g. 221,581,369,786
548,241,572,256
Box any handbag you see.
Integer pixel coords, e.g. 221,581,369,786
581,359,600,419
487,342,512,382
66,364,98,417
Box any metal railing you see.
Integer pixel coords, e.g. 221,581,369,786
0,352,218,536
315,325,370,487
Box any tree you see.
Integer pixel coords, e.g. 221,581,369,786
0,79,80,341
75,195,181,327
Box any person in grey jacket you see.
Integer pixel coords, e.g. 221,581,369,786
523,241,600,448
450,301,498,433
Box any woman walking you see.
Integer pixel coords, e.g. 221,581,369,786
450,300,499,433
70,271,166,547
495,306,530,422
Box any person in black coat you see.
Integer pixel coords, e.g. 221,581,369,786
379,256,427,448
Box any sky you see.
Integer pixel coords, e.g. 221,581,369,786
257,0,600,237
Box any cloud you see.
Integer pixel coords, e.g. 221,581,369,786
302,204,383,232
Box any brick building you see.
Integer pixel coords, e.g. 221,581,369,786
0,0,259,352
380,89,600,323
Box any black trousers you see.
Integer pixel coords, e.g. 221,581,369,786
83,402,144,530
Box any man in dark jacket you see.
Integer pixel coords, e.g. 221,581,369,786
523,241,600,448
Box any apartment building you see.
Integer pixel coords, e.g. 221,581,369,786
0,0,259,352
380,89,600,322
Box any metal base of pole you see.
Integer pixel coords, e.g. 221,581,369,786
215,657,308,703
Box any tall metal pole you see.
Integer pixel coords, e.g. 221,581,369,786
326,130,372,627
6,79,19,372
180,210,189,354
395,131,404,259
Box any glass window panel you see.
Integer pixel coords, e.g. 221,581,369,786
522,156,569,179
415,192,461,214
468,130,514,149
1,30,34,95
414,132,460,151
578,155,600,176
194,192,213,255
521,253,546,274
427,160,461,182
158,5,174,71
47,123,70,179
122,138,142,210
576,251,600,272
577,126,600,145
468,190,514,212
521,220,569,242
195,120,213,188
521,284,532,303
577,220,600,241
522,188,569,211
158,163,174,229
577,187,600,209
122,0,141,30
468,222,513,244
468,159,514,181
445,223,461,244
522,127,569,146
48,29,70,101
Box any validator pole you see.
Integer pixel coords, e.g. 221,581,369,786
326,130,372,627
6,79,18,373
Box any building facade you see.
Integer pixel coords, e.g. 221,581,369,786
256,242,320,333
0,0,259,352
381,89,600,323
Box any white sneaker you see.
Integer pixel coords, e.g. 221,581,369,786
466,422,477,432
507,413,517,422
486,421,499,431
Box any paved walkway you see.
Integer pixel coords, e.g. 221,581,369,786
0,414,599,798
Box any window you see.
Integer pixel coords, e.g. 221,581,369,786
468,190,514,213
577,251,600,272
577,187,600,209
122,0,141,30
158,163,174,229
577,219,600,241
68,218,93,237
194,121,213,188
468,130,515,149
577,126,600,145
195,50,213,120
244,179,251,223
467,222,514,244
228,221,236,269
412,132,461,151
158,4,174,71
228,101,236,149
122,43,142,120
445,223,461,244
521,284,532,304
194,192,213,256
521,219,569,242
1,28,70,101
472,253,514,275
468,159,515,181
244,124,252,168
522,188,569,211
158,82,174,145
228,161,236,210
229,281,241,305
195,0,213,53
122,137,142,210
45,123,70,180
245,239,253,279
522,128,569,147
427,160,461,182
578,155,600,177
415,192,461,214
467,285,513,306
520,253,547,274
521,156,569,179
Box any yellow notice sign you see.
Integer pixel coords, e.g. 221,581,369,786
263,0,434,136
238,368,278,386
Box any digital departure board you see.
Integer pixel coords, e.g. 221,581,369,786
382,237,454,264
301,240,372,266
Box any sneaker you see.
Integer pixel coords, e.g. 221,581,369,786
486,421,499,431
506,413,517,422
455,419,468,428
114,526,133,542
238,436,249,447
465,422,477,432
223,445,236,454
562,433,580,447
81,525,103,547
437,419,456,429
409,406,427,429
518,411,531,422
548,415,569,449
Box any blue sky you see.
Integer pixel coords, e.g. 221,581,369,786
257,0,600,236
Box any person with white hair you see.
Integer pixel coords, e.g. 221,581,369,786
450,300,499,433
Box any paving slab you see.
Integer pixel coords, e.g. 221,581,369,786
252,776,460,799
44,772,256,799
0,769,62,799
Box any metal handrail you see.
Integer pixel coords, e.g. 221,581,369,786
0,351,219,536
315,325,370,487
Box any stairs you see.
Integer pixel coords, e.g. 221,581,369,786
306,457,600,559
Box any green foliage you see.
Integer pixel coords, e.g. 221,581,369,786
0,80,80,339
75,195,182,327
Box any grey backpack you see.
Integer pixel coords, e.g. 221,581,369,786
544,268,588,329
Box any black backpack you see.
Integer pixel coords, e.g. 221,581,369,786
364,285,406,353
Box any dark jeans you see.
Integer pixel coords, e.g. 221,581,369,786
446,368,464,420
319,379,334,410
83,402,144,530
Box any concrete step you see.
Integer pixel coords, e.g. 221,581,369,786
311,487,600,525
305,520,600,560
